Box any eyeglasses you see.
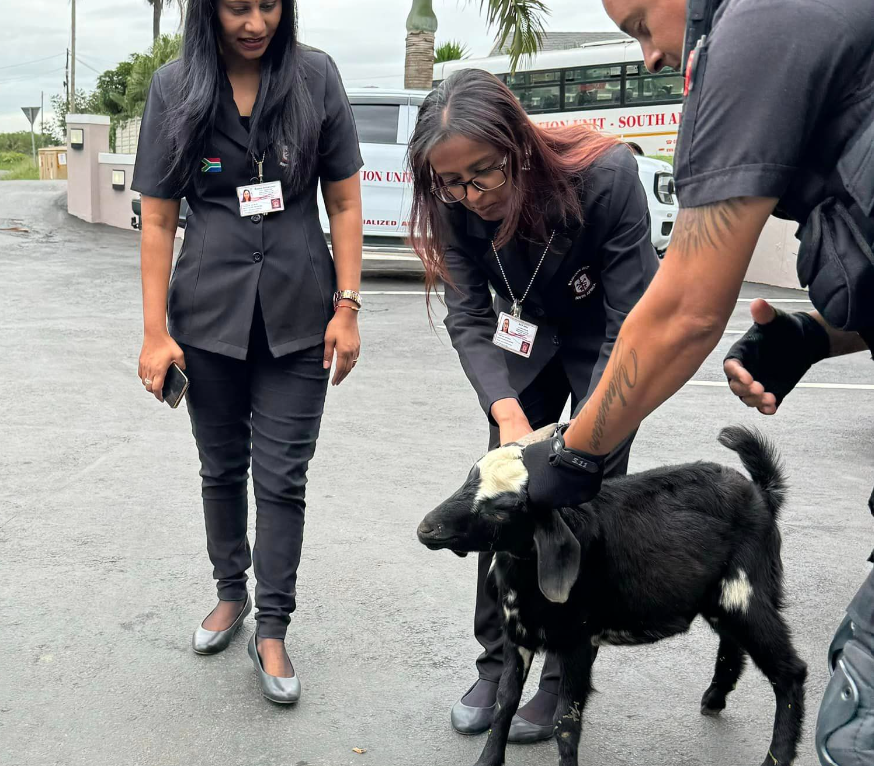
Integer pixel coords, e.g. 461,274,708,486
430,155,509,204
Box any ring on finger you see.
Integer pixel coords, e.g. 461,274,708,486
143,377,153,386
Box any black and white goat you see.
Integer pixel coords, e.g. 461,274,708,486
418,426,806,766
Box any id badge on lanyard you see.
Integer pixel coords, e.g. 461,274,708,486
237,153,284,217
493,309,538,359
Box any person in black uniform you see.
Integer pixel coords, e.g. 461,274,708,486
133,0,364,704
407,68,659,743
509,1,874,763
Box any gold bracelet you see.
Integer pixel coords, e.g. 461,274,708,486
335,303,360,312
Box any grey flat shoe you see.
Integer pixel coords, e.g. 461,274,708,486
451,682,496,735
508,713,555,743
191,594,252,655
247,633,301,704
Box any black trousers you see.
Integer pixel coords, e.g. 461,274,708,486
180,303,329,640
474,357,634,693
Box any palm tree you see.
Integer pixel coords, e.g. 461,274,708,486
121,34,183,119
434,40,471,64
145,0,175,43
405,0,549,90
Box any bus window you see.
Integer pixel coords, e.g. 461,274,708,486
350,104,401,144
624,64,684,104
507,70,562,113
564,65,623,109
512,84,562,113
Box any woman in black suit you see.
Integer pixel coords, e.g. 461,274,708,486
133,0,364,704
408,69,659,743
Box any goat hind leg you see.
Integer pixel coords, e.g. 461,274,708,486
729,609,806,766
474,641,531,766
555,644,595,766
701,631,747,716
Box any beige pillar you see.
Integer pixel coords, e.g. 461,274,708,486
66,115,110,224
746,217,803,290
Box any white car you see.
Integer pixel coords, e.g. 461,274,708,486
319,88,677,257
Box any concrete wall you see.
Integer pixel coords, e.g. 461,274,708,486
66,116,139,231
66,115,110,224
97,153,138,230
747,217,803,290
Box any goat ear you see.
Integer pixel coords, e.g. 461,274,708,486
533,510,581,604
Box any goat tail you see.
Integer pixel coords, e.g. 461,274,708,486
718,426,787,518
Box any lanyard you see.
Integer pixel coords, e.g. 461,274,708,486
252,150,266,183
491,230,556,318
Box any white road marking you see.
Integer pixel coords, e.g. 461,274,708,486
687,381,874,391
361,291,870,393
362,290,812,305
736,298,811,303
362,253,420,262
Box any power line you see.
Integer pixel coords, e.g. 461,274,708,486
0,67,66,86
0,53,64,71
75,56,102,75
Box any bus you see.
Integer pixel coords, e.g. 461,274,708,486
432,38,684,158
317,86,677,254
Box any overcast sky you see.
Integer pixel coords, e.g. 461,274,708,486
0,0,615,135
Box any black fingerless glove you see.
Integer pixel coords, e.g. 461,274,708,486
522,425,605,508
724,310,831,406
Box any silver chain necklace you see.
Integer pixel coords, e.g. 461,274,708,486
491,230,557,318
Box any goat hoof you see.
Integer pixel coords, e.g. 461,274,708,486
700,685,727,716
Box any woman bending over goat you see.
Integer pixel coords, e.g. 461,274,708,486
407,68,659,742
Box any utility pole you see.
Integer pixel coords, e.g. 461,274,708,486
40,91,44,137
65,49,69,107
70,0,77,112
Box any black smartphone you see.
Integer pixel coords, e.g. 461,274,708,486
162,363,190,409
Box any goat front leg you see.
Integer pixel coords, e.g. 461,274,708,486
554,642,595,766
474,640,531,766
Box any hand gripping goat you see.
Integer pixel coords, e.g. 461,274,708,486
418,425,806,766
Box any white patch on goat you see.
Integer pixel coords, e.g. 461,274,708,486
518,647,533,673
720,570,754,613
474,447,527,503
505,590,516,606
503,605,519,623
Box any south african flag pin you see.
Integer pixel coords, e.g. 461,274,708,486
201,157,222,173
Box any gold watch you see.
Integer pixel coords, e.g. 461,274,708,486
333,289,362,310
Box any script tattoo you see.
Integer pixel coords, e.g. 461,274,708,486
590,338,639,453
669,199,745,258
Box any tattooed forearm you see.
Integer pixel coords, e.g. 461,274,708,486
590,338,639,453
669,199,746,257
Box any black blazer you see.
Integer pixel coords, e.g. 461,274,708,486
132,48,363,359
442,145,659,420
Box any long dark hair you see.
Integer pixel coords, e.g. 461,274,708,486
164,0,318,192
408,68,618,303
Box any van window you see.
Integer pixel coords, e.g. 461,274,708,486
350,104,400,144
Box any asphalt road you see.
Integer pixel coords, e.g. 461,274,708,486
1,181,872,766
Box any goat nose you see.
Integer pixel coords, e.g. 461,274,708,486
417,519,435,537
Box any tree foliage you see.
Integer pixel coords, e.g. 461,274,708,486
434,40,471,63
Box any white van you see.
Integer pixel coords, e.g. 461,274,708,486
319,88,677,255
